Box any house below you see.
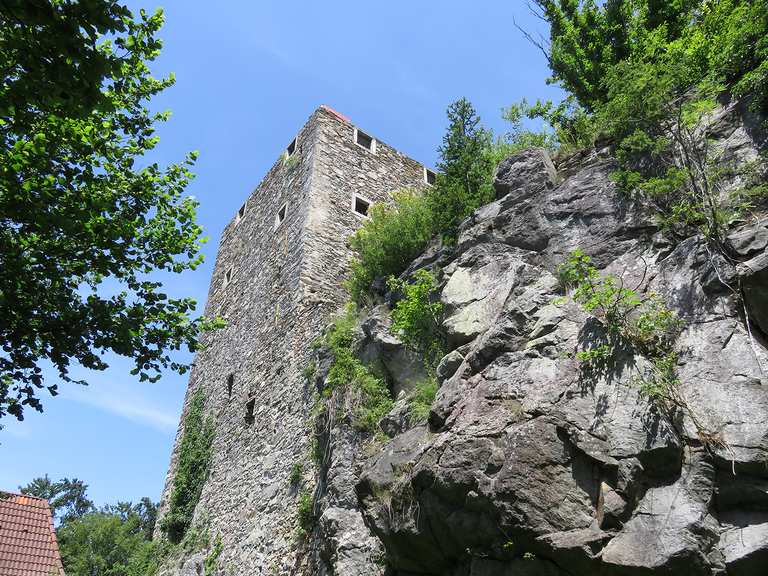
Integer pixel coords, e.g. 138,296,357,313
0,491,65,575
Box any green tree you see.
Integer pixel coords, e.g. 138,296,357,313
20,475,94,523
103,497,158,541
58,508,161,576
0,0,220,424
531,0,699,110
21,474,161,575
531,0,768,113
428,98,496,239
526,1,768,238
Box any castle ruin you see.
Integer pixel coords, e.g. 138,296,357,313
157,105,432,574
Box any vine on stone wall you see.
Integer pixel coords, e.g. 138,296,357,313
159,387,215,543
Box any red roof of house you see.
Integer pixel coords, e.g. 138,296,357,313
0,492,65,576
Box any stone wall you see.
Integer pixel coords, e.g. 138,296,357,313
156,106,429,575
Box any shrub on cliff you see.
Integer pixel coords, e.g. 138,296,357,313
348,189,435,303
323,306,393,432
526,0,768,240
388,269,445,370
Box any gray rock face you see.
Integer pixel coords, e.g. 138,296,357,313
730,218,768,338
348,108,768,574
719,523,768,576
359,305,427,397
493,147,558,201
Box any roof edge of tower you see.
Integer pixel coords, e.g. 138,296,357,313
318,104,351,124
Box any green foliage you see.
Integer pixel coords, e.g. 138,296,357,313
0,0,225,422
310,434,324,467
348,98,555,302
19,475,93,524
559,250,682,399
59,513,163,576
296,490,314,536
575,345,612,364
388,269,445,369
102,499,159,542
289,462,303,485
203,535,223,576
160,388,215,544
23,475,162,575
428,98,497,240
323,307,393,432
599,57,734,240
528,1,768,237
515,97,597,152
703,0,768,111
302,361,316,383
409,377,438,423
635,351,680,401
500,99,557,154
57,500,162,576
531,0,758,112
348,188,435,302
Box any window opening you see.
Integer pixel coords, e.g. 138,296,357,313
424,167,436,186
236,201,247,222
286,138,296,157
224,266,233,286
227,374,234,398
275,203,287,229
245,398,255,424
354,128,375,152
353,195,371,217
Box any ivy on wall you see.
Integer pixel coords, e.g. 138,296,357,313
160,387,215,543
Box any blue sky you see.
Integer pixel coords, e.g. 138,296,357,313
1,1,562,507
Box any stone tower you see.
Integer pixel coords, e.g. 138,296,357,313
157,106,431,574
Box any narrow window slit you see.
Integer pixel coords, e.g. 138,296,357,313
245,398,255,424
274,203,287,229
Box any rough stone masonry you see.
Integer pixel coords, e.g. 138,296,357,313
156,106,430,575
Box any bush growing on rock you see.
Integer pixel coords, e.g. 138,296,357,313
348,189,435,303
322,307,393,433
529,0,768,240
557,250,722,440
296,490,314,536
408,377,438,424
388,269,445,370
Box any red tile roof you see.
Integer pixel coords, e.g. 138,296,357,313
0,492,65,576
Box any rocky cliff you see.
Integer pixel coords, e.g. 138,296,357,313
306,98,768,576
